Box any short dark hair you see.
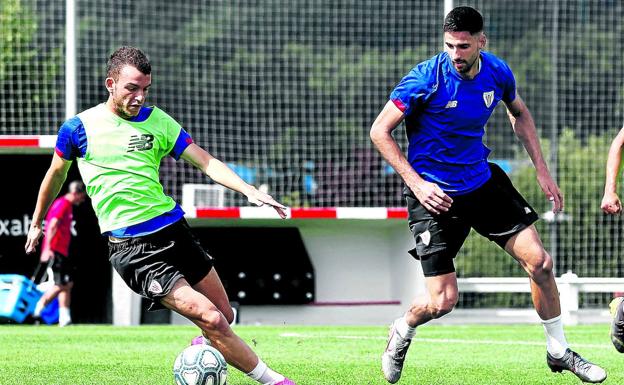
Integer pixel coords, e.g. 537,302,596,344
68,180,85,194
106,46,151,80
443,6,484,35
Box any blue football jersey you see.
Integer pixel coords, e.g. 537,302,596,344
390,51,516,195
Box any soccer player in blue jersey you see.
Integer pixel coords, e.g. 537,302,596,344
371,7,605,384
25,46,296,385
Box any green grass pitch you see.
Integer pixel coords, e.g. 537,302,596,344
0,324,621,384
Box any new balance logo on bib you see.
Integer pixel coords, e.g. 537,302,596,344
127,134,154,152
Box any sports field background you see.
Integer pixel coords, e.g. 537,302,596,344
4,1,624,310
0,324,621,385
2,2,624,384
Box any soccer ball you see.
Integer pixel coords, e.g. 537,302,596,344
173,344,228,385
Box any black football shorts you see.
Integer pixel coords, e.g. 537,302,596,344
35,252,75,286
108,218,214,310
405,163,539,277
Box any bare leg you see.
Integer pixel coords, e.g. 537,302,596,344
57,282,73,326
35,285,62,313
382,271,458,383
192,268,235,323
504,225,560,320
405,272,459,327
58,282,73,309
505,227,607,382
160,273,257,373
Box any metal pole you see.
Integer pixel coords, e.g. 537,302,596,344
65,0,76,119
549,1,559,265
444,0,453,17
444,0,453,51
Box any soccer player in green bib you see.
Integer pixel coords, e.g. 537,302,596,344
25,46,296,385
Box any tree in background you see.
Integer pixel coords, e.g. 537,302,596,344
0,0,63,133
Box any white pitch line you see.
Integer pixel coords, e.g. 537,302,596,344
279,333,612,350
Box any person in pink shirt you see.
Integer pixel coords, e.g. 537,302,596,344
33,180,86,326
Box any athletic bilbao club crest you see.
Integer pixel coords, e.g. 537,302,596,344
483,91,494,108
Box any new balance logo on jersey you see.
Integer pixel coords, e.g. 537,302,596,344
445,100,458,108
127,134,154,152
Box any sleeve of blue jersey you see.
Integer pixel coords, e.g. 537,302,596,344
170,128,193,160
499,60,517,104
389,67,431,116
55,116,83,161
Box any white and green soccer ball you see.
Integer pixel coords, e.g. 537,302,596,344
173,344,227,385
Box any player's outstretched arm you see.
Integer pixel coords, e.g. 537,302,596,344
25,153,72,254
506,94,563,213
601,125,624,214
370,100,452,214
181,143,287,218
